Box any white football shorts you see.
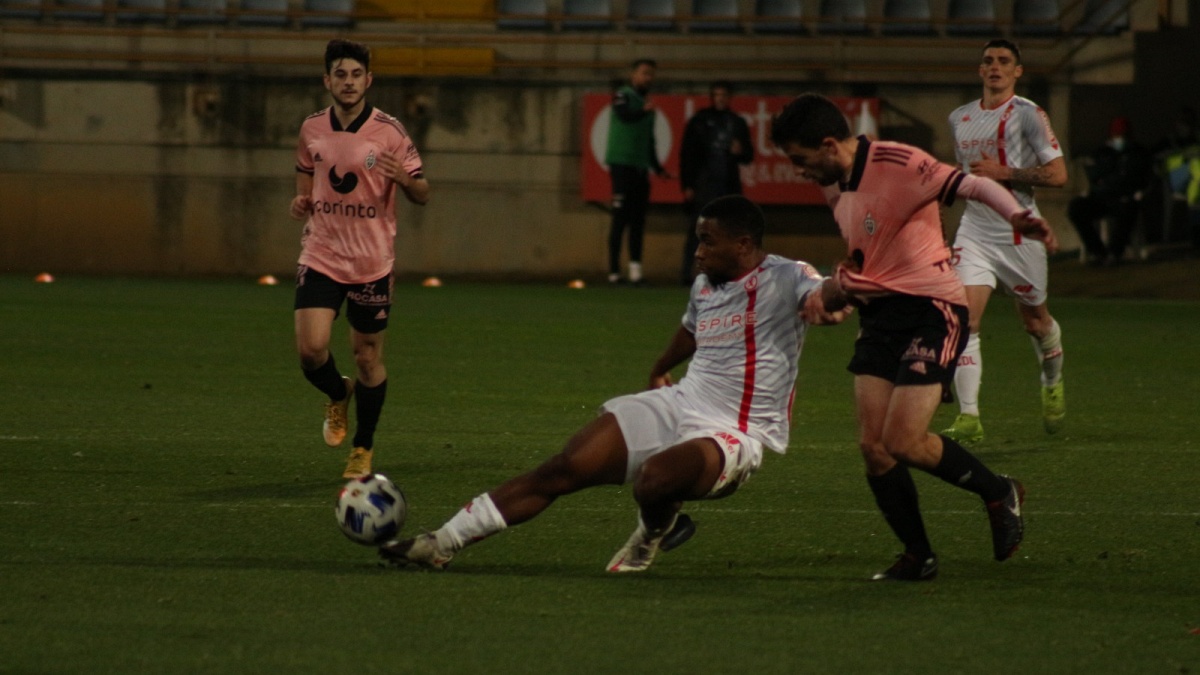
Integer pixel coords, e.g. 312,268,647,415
600,386,763,497
951,236,1049,306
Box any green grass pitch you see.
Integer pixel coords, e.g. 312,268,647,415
0,275,1197,674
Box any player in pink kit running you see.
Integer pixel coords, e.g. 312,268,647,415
943,39,1069,445
771,93,1057,580
290,40,429,478
380,195,849,572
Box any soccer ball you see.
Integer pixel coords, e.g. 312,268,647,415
336,473,406,546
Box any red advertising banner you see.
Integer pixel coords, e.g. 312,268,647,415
581,94,879,205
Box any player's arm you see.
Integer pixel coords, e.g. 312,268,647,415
396,171,430,206
801,277,853,326
968,153,1066,188
290,170,313,220
955,173,1058,252
1007,156,1068,188
377,149,429,205
648,325,696,389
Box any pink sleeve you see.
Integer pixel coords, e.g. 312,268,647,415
955,173,1023,221
295,125,314,174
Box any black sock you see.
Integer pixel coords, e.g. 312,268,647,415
927,436,1009,502
351,379,387,450
302,353,347,401
867,464,932,558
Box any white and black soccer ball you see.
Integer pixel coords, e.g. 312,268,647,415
336,473,406,546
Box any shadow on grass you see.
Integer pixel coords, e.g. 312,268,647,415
183,480,336,502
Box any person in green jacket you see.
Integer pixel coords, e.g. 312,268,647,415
605,58,670,285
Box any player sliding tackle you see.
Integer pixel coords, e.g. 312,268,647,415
380,195,850,572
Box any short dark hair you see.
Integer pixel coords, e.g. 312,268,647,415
982,38,1021,64
711,80,733,94
770,93,851,150
699,195,765,247
325,39,370,73
631,58,657,70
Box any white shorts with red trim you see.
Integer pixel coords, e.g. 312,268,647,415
951,236,1049,306
600,386,763,495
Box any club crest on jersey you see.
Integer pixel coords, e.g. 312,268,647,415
365,151,376,170
863,212,877,235
743,275,759,292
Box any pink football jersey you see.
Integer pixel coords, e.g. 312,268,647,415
823,138,968,307
296,106,424,284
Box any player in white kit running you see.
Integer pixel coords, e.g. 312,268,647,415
943,39,1068,444
380,195,849,573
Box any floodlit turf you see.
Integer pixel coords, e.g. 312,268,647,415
1,275,1197,674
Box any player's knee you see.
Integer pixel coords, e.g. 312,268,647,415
631,461,672,505
352,344,381,371
297,346,326,371
859,441,893,472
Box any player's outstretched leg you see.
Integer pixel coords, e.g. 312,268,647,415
379,532,454,570
985,475,1026,561
380,493,508,571
323,376,354,447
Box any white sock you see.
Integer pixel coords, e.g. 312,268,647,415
629,261,643,283
954,333,982,416
1031,319,1064,386
434,493,507,553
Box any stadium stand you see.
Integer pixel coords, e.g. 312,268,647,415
236,0,289,25
690,0,739,33
817,0,867,34
946,0,996,36
881,0,933,35
54,0,104,21
1,0,42,19
176,0,228,23
1073,0,1129,35
753,0,803,34
115,0,168,22
299,0,355,27
1013,0,1060,36
563,0,612,30
496,0,547,28
627,0,674,30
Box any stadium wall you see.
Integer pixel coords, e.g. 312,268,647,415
0,73,1077,281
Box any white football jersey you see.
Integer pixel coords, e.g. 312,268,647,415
678,254,823,453
949,95,1063,245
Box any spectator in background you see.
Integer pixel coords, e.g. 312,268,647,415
1154,106,1200,251
678,81,753,285
605,58,671,286
1068,116,1153,266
